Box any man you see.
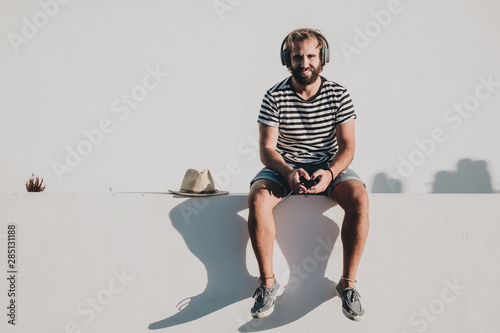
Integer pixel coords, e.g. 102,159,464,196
247,28,369,321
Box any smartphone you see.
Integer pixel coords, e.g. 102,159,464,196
299,176,319,189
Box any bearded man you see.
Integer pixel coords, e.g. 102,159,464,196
247,28,369,322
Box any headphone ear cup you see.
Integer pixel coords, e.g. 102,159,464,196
322,34,330,65
280,37,288,67
280,49,287,66
324,47,330,65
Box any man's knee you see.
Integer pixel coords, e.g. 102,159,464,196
248,179,283,211
351,183,368,207
331,180,369,213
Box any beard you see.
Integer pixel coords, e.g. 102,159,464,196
291,63,323,86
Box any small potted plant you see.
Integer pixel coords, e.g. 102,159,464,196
26,173,46,192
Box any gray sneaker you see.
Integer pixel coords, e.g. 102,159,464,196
335,281,365,321
250,279,281,319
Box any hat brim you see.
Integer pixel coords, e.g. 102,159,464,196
168,189,229,197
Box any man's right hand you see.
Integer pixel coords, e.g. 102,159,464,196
285,168,310,194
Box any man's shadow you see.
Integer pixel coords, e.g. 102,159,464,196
432,158,494,193
148,195,254,330
148,194,340,330
371,172,402,193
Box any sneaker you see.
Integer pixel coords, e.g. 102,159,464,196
250,279,281,319
335,281,365,321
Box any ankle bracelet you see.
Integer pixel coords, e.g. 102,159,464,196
258,274,275,282
341,276,357,283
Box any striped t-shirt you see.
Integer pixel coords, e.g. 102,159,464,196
258,76,356,164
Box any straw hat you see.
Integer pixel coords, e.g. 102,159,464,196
168,169,229,197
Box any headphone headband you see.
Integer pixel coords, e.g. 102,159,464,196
280,30,330,67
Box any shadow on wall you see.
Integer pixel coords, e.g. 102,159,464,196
148,194,341,331
432,159,494,193
148,195,253,330
371,172,403,193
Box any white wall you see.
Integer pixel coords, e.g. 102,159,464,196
1,193,499,332
1,0,500,194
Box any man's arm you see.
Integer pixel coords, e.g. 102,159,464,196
330,118,356,177
259,122,309,193
308,118,356,193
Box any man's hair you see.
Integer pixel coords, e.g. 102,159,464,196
283,28,327,57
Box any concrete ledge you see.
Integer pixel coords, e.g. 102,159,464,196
0,193,499,332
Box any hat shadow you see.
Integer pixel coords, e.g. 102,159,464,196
148,195,340,331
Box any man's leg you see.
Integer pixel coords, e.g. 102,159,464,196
330,179,369,289
248,179,284,287
247,179,285,318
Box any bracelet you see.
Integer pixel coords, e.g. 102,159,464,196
341,276,357,283
258,274,275,281
324,168,334,183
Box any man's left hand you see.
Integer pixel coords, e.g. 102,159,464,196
304,169,334,194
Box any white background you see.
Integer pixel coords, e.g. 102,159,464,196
1,0,499,194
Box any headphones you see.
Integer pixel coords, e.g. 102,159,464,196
280,30,330,67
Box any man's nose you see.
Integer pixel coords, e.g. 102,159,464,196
300,56,309,68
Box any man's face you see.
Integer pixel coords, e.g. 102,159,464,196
289,38,323,86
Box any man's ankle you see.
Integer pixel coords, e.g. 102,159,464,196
260,274,275,287
340,276,357,289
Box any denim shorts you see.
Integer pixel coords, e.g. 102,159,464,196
250,162,365,199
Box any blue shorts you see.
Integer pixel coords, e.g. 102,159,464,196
250,162,365,199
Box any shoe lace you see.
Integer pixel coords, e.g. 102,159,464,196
253,286,270,300
346,289,361,303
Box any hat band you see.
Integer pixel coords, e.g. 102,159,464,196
179,189,219,194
